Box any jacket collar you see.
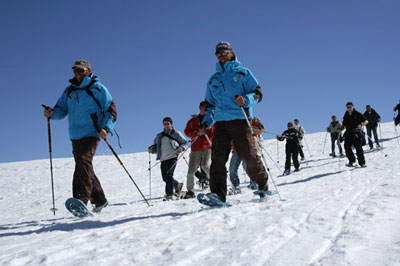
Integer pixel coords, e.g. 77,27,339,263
163,128,175,135
69,73,98,88
216,55,241,73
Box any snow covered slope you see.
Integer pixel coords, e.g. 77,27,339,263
1,123,400,266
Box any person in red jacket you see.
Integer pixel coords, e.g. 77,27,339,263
182,101,215,199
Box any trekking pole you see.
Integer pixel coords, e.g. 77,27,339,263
204,134,212,146
148,153,152,200
378,123,384,148
259,136,284,173
238,105,284,201
322,132,328,154
90,113,151,207
257,138,284,201
394,113,399,145
366,133,388,157
42,104,57,216
149,160,162,170
303,135,313,157
263,131,281,137
166,136,199,174
276,139,279,164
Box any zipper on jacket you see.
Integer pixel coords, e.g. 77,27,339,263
220,80,226,91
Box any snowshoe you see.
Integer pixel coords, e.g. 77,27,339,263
197,193,231,207
65,198,93,218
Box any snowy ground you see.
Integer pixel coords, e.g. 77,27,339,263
1,122,400,266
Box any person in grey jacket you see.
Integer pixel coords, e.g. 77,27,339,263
148,117,188,200
327,115,343,157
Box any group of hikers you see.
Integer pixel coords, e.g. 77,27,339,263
43,41,400,211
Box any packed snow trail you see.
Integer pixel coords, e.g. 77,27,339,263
0,122,399,266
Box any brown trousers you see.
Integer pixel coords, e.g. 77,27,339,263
210,120,269,202
72,137,106,205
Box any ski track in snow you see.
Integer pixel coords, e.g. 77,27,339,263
1,122,400,266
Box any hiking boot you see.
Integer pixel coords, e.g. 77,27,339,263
258,183,269,198
294,168,300,172
360,164,367,168
175,182,183,194
345,162,354,167
92,200,108,213
163,195,173,201
283,169,290,175
247,183,258,190
181,191,196,199
300,157,305,161
232,186,242,194
329,153,335,157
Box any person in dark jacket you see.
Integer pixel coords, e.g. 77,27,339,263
148,117,187,201
277,122,300,175
43,60,117,213
394,100,400,126
363,105,381,149
342,102,368,167
201,41,269,202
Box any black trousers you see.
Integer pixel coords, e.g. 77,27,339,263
160,157,179,196
298,145,305,159
72,137,106,205
344,133,365,165
285,145,300,171
210,120,268,202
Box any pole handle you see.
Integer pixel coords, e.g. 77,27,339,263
42,104,51,110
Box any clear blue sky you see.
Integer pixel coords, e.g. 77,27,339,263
1,0,399,163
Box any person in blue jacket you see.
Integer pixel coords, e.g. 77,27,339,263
43,60,117,213
201,41,269,202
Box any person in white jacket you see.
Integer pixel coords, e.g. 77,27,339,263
326,115,343,157
294,119,306,161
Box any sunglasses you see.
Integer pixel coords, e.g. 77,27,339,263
73,68,86,73
346,106,353,109
215,50,231,57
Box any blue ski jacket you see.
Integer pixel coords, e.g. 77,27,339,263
51,74,117,140
202,56,261,127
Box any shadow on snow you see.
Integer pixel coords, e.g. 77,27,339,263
278,170,346,186
0,211,196,238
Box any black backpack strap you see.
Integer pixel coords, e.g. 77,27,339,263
85,86,104,114
162,132,180,144
67,77,104,114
